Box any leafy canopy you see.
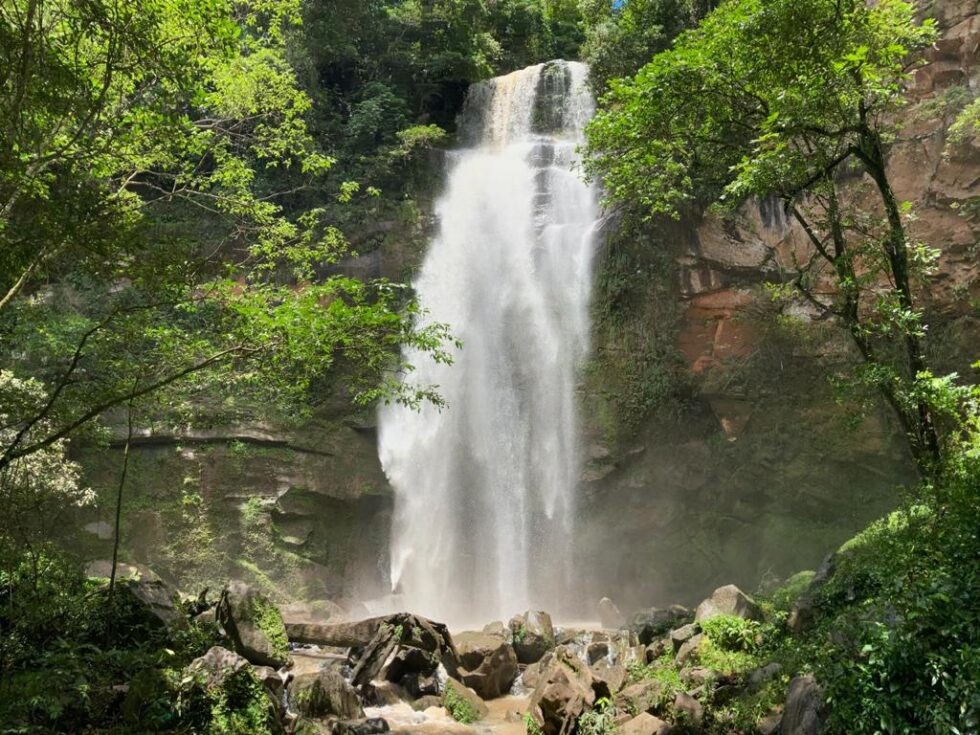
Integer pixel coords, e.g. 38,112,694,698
585,0,936,216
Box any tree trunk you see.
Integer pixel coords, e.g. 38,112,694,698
857,131,942,474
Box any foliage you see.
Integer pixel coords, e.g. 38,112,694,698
627,651,683,696
524,711,546,735
577,696,617,735
0,0,470,480
249,595,289,663
586,0,948,472
0,548,246,733
699,615,761,653
443,682,482,724
0,372,94,569
579,0,707,93
949,97,980,145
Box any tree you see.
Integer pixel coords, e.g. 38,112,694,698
579,0,715,93
586,0,944,472
0,0,454,477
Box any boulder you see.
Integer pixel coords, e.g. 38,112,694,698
679,666,715,687
180,647,281,729
411,695,443,711
598,597,626,629
186,646,250,687
615,680,666,716
587,641,610,665
253,665,285,703
482,620,512,641
521,652,553,691
443,678,489,722
757,707,783,735
788,556,836,633
619,712,671,735
590,661,627,694
509,610,556,664
527,648,602,735
675,634,703,665
694,585,761,622
216,581,290,668
645,638,669,662
629,606,691,645
669,624,698,653
332,718,390,735
290,670,364,720
117,577,181,628
285,616,388,648
781,676,827,735
672,691,703,726
295,717,388,735
349,613,459,698
454,630,519,699
748,662,783,691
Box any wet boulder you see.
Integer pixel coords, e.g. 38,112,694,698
694,584,762,622
216,581,290,668
290,670,364,720
509,610,556,664
349,613,459,699
454,630,519,699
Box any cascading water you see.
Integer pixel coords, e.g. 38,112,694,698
377,60,600,626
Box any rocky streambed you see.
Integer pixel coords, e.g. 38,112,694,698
111,565,831,735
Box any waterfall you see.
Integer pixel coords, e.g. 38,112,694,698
377,60,600,626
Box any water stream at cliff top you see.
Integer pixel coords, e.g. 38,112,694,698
377,60,600,627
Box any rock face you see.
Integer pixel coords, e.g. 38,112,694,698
454,630,519,699
72,0,980,618
349,613,459,699
510,610,556,664
290,670,364,720
75,417,394,604
577,0,979,613
781,676,828,735
695,585,762,622
216,581,290,668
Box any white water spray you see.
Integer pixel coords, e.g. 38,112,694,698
378,61,600,626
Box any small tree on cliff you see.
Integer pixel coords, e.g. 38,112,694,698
586,0,946,473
